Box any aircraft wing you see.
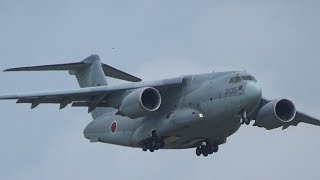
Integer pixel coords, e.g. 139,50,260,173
288,111,320,127
255,98,320,129
0,77,183,112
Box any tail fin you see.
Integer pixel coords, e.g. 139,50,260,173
4,54,141,119
69,55,108,88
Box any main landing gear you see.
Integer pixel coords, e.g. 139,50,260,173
141,131,165,152
239,109,251,125
196,141,219,157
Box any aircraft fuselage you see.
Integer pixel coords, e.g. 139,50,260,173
84,71,262,149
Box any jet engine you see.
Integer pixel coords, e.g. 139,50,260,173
254,99,296,130
118,87,161,119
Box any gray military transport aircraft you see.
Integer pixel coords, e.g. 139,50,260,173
1,54,320,157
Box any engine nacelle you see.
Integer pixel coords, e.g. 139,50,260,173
118,87,161,119
255,99,296,130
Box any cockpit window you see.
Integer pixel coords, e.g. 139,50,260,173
241,75,257,82
241,76,252,81
229,76,241,84
230,75,257,84
235,76,241,83
229,77,235,83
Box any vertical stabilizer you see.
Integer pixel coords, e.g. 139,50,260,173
69,55,111,119
69,55,108,88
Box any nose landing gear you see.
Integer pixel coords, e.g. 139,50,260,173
195,141,219,157
239,109,251,125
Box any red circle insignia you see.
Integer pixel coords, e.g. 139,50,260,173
111,121,117,133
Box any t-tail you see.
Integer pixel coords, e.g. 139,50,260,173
4,54,141,119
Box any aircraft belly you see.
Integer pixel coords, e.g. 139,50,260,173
163,96,244,149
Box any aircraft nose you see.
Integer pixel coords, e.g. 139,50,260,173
245,81,262,104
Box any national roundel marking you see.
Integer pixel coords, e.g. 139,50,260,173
111,121,117,133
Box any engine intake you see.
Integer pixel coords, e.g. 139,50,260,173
275,99,296,122
255,99,296,130
141,88,161,111
118,87,161,119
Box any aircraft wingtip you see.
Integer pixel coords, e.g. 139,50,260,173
3,68,15,72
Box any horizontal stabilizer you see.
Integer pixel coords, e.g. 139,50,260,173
4,62,85,72
3,54,142,82
102,64,141,82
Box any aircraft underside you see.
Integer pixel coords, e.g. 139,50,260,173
136,114,242,156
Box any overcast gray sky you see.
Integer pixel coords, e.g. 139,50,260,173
1,0,320,180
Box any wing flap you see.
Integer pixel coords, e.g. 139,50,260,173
71,102,109,107
17,97,63,104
